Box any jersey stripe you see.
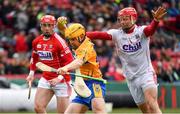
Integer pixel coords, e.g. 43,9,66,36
54,33,67,49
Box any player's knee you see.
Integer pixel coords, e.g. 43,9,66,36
92,105,106,113
92,98,106,113
138,103,150,113
34,103,46,112
146,95,157,105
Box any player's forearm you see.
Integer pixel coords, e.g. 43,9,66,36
144,20,159,37
57,25,66,36
63,59,84,71
86,31,112,40
30,51,39,71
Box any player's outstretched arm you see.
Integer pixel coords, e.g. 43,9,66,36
152,6,167,22
144,6,167,37
86,31,112,40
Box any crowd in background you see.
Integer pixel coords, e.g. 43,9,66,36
0,0,179,83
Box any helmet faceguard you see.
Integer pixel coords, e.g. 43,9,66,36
118,7,137,24
65,23,86,42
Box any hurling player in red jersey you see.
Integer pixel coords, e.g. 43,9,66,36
26,15,74,114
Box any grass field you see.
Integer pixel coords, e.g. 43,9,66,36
2,108,180,114
112,108,180,113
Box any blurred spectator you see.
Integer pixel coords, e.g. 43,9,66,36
0,48,6,74
105,57,125,82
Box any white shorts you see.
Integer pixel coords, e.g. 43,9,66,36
38,77,72,97
127,72,158,105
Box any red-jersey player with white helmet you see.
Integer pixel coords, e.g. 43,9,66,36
85,7,166,114
26,15,73,114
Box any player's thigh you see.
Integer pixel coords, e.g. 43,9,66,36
144,87,158,102
91,98,106,112
35,87,54,107
65,103,88,114
56,96,70,112
127,80,145,104
53,81,72,97
142,73,158,102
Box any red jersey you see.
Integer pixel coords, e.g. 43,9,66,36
30,33,73,81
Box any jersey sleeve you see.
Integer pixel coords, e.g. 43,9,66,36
86,31,112,40
143,20,159,37
29,40,39,71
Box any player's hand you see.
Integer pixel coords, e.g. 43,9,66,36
152,6,167,22
57,67,68,75
48,75,63,86
57,16,67,30
26,75,34,84
57,16,67,25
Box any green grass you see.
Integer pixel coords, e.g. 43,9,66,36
1,108,180,114
111,108,180,113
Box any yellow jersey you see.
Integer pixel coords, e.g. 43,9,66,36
75,37,102,79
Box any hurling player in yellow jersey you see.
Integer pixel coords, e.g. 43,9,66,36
57,23,106,114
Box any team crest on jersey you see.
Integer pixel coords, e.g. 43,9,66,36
49,44,53,49
37,51,53,60
93,83,102,97
37,44,41,48
135,34,140,39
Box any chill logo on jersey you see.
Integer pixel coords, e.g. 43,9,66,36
122,42,142,52
37,51,53,60
129,34,141,44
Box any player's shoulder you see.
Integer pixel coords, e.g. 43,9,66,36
77,38,92,51
53,33,65,42
108,28,121,32
135,25,146,30
53,33,68,48
53,33,62,38
108,28,122,34
32,35,43,44
107,28,123,38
